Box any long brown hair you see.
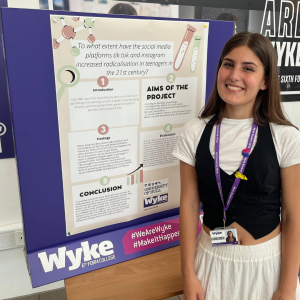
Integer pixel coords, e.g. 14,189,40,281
108,3,137,16
200,32,296,128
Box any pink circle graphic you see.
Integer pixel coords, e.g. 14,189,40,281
62,26,76,40
87,34,96,43
98,124,109,135
52,38,60,49
97,76,109,87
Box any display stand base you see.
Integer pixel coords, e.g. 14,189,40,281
65,246,182,300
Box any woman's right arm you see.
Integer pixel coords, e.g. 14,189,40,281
180,161,204,300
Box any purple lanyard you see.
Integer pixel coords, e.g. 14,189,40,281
215,121,258,227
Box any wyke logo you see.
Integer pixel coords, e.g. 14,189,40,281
37,240,114,273
211,232,222,235
144,193,168,208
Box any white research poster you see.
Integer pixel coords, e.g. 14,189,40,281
50,15,209,235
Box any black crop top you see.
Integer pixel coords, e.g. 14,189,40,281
195,115,281,240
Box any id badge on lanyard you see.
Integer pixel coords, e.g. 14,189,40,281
210,120,257,247
210,228,238,246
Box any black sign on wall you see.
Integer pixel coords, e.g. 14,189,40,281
259,0,300,101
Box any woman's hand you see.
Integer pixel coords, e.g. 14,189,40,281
179,161,203,300
271,288,296,300
183,274,205,300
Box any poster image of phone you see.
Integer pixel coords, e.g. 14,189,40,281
173,24,196,71
190,36,202,73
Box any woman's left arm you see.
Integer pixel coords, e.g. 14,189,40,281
273,164,300,300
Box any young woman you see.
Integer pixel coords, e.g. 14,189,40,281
172,32,300,300
226,230,236,242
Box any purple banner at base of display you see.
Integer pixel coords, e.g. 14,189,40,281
28,214,203,288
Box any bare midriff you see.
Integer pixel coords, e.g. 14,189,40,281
203,222,281,245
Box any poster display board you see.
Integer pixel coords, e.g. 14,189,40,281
50,15,208,236
0,7,234,287
0,6,14,159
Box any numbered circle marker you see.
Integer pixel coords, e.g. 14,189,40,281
98,124,109,135
0,123,7,136
166,73,176,83
97,76,109,87
100,176,110,186
164,123,173,133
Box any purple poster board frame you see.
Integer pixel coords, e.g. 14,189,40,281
0,7,234,287
0,1,15,159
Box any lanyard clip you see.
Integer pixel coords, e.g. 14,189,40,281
223,213,226,228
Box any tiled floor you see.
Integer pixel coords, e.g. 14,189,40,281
5,289,66,300
6,288,184,300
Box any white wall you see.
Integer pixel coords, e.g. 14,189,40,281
0,159,22,226
7,0,39,9
282,102,300,129
0,248,64,300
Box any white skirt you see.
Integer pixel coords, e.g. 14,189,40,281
194,229,300,300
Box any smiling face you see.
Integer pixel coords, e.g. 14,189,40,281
217,45,268,112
